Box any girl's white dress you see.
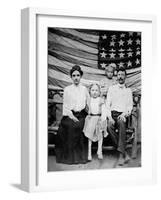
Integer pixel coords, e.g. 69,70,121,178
83,97,108,142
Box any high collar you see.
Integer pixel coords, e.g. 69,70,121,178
117,83,126,89
72,83,82,88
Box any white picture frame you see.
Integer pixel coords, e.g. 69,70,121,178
21,7,157,192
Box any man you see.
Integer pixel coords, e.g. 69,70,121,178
106,67,133,165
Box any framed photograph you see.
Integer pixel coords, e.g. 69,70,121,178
21,7,156,192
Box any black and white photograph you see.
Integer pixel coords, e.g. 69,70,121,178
48,27,141,171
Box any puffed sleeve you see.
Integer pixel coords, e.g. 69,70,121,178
85,86,90,113
62,87,73,117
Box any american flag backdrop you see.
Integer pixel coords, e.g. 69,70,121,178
48,28,141,95
98,31,141,70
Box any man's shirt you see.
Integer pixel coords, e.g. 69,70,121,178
106,84,133,118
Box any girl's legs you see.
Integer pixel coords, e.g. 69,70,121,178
88,139,92,160
97,137,103,159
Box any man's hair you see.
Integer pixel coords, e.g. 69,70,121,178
70,65,83,77
105,63,116,72
117,67,127,76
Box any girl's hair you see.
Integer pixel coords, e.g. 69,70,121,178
70,65,83,77
105,63,116,72
89,83,101,96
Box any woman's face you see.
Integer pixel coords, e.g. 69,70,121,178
90,84,100,98
71,70,81,85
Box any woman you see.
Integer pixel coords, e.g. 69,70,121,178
55,65,89,164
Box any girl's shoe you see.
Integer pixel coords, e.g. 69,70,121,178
88,154,92,161
97,152,103,160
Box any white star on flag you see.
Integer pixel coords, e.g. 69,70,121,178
119,52,125,58
137,32,141,36
118,40,124,46
110,41,115,46
102,34,107,39
135,58,140,65
109,48,116,52
111,34,116,40
118,62,124,68
136,39,141,45
136,50,141,55
119,48,125,52
127,48,132,51
127,60,132,67
120,33,126,38
100,51,107,58
127,52,133,57
101,47,105,51
100,63,106,68
127,39,133,45
109,52,116,58
129,32,133,36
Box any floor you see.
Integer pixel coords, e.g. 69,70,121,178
48,146,141,172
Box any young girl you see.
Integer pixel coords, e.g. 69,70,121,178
83,83,108,160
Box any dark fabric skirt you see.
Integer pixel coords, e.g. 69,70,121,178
55,109,88,164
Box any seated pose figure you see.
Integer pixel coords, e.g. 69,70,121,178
83,83,108,161
55,65,89,164
106,68,133,165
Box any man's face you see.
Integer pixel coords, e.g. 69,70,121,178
117,71,126,84
71,70,81,85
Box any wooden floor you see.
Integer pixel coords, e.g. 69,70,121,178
48,146,141,172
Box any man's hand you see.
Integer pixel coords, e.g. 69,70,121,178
108,116,115,125
117,113,126,122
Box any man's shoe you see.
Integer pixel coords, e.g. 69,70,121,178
118,156,125,166
124,153,131,163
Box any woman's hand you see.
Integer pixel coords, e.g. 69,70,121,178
69,113,79,122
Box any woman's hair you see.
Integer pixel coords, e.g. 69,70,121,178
70,65,83,77
88,83,101,96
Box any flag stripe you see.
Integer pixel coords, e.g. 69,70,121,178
48,49,98,68
48,42,98,61
49,28,99,43
48,32,98,54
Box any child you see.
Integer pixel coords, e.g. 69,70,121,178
100,63,117,99
83,83,108,160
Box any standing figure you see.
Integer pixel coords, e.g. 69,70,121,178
55,65,89,164
100,63,117,99
83,84,108,161
106,68,133,165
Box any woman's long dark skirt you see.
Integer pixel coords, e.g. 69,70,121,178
55,110,88,164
